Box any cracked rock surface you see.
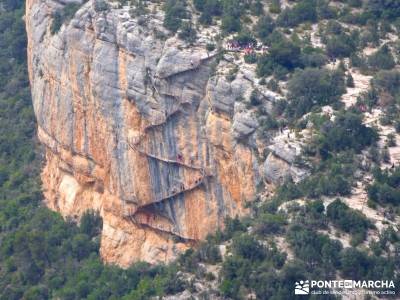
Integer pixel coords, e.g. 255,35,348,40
26,0,259,266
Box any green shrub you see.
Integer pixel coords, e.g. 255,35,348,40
306,199,325,215
258,114,280,138
93,0,108,12
317,0,337,19
267,79,280,92
197,0,223,25
80,210,102,238
350,53,368,69
234,29,256,46
325,20,343,35
368,45,395,70
386,133,397,147
367,167,400,206
372,70,400,96
197,238,222,264
365,0,400,20
286,68,345,118
254,15,275,41
249,89,262,106
300,50,328,68
269,0,281,14
250,0,263,16
395,120,400,133
327,199,372,245
244,53,257,64
206,43,216,52
381,147,391,163
268,33,301,69
340,248,369,279
256,32,301,77
221,15,241,33
231,234,266,261
163,0,188,32
315,111,378,155
178,21,197,43
346,73,355,87
254,213,287,235
326,33,358,58
286,224,342,268
301,171,352,197
349,0,362,8
219,239,288,298
277,0,317,27
223,216,247,240
193,0,206,10
129,0,149,17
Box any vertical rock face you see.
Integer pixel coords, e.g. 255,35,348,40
26,0,258,266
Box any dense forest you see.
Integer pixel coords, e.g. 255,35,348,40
1,0,400,299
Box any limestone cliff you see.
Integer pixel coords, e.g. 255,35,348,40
26,0,259,266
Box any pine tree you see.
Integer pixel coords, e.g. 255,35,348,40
346,73,355,87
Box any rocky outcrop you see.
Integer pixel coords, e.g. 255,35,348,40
26,0,257,266
263,142,309,185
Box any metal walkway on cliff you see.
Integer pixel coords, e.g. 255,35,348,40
129,143,205,171
128,143,211,204
121,62,214,225
122,125,212,222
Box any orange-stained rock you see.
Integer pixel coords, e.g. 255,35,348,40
26,0,259,266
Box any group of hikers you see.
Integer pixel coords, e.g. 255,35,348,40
225,39,268,54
